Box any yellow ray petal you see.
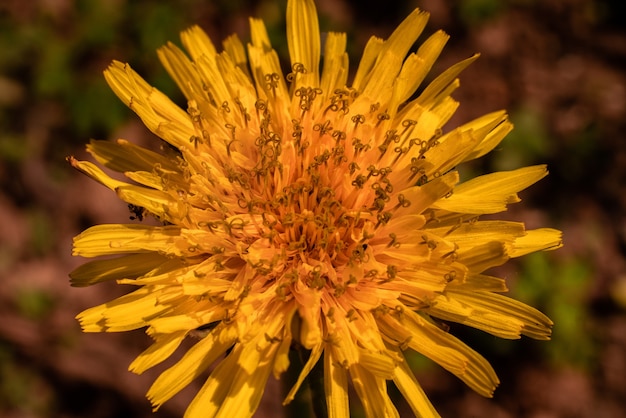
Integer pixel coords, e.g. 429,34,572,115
447,273,508,293
222,34,249,76
215,344,278,418
148,324,238,410
148,308,226,334
86,139,179,174
359,8,429,99
283,342,324,404
115,185,186,221
184,341,278,418
415,54,479,108
184,346,239,418
72,224,184,258
458,111,512,162
437,290,553,340
434,165,549,214
426,220,526,249
391,354,440,418
286,0,320,88
320,32,349,103
509,228,563,257
391,308,500,397
427,294,525,339
157,42,205,103
129,331,186,374
456,241,508,273
352,36,384,92
77,286,172,332
273,333,293,379
324,350,349,418
423,129,481,177
68,157,128,191
180,25,217,62
104,61,194,150
214,52,258,112
358,348,396,379
69,252,174,287
122,170,168,190
194,53,235,113
391,30,449,109
392,170,459,219
350,365,398,418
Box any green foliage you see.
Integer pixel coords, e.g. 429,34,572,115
27,209,55,257
457,0,506,26
494,105,553,171
515,252,595,369
15,288,56,321
0,343,50,415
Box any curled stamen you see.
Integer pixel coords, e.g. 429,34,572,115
351,114,365,130
286,62,307,83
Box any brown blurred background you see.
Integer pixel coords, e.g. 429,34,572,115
0,0,625,417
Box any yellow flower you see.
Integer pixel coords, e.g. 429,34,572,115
69,0,562,417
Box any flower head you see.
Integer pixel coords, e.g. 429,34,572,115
69,0,562,416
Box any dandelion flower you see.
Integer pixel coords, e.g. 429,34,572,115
69,0,562,416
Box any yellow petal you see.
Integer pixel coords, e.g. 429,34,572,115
427,221,526,249
222,34,249,75
324,350,349,418
129,331,186,374
184,347,239,418
104,61,194,150
447,274,508,293
459,111,512,162
194,53,235,114
509,228,563,257
415,54,479,108
72,224,184,258
180,25,217,61
115,185,185,221
69,252,174,287
349,365,398,418
360,8,429,99
391,30,449,107
391,308,500,397
157,42,204,103
215,344,277,418
457,241,508,273
77,286,172,332
185,342,277,418
148,308,226,334
286,0,320,88
440,290,553,340
434,165,549,214
358,348,396,379
352,36,384,91
320,32,348,103
392,355,440,418
392,170,459,219
86,139,179,174
123,170,167,190
283,342,324,404
68,157,127,191
423,129,481,177
272,333,293,379
247,15,290,110
147,324,238,409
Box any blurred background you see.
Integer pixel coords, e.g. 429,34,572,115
0,0,625,417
